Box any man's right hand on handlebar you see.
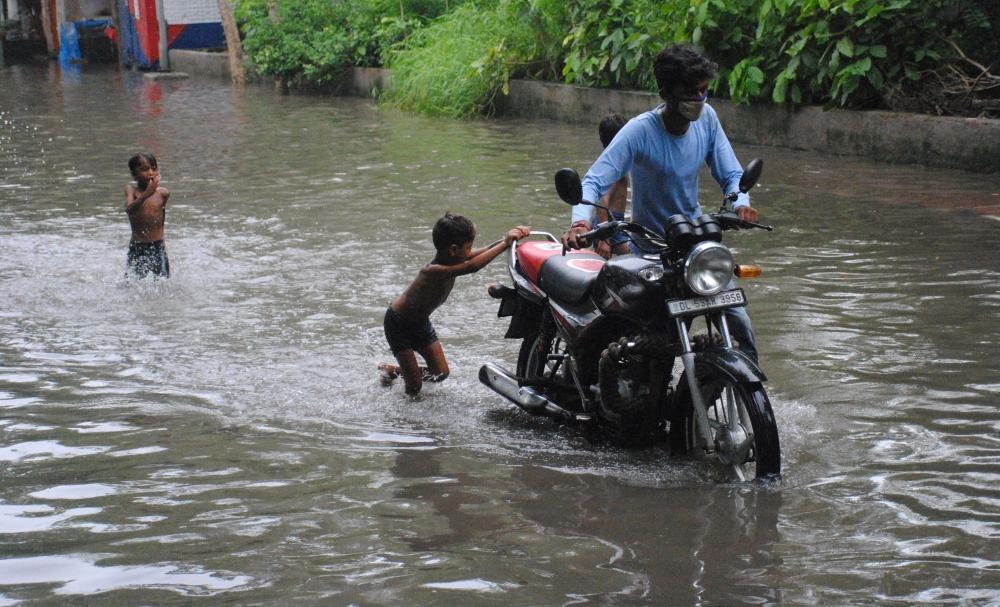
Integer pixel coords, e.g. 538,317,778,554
561,220,591,250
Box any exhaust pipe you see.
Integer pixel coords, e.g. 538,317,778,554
479,363,579,423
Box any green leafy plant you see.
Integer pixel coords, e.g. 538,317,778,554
384,0,565,117
560,0,996,112
235,0,460,87
560,0,676,90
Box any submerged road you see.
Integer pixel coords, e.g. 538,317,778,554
1,63,1000,605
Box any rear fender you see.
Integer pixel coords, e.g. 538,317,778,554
491,286,543,339
696,348,767,384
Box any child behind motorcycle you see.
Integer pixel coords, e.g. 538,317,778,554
379,213,530,395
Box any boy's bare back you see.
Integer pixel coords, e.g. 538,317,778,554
390,226,529,324
390,268,457,322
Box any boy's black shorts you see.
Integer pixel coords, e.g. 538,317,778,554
384,307,438,355
126,240,170,278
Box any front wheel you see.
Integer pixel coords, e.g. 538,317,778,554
670,369,781,481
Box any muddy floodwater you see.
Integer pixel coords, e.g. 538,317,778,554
2,64,1000,606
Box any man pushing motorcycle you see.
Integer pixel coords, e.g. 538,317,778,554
561,43,761,362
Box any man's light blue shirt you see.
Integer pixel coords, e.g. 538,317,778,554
573,103,750,235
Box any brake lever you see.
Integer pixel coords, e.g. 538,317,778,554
716,212,772,231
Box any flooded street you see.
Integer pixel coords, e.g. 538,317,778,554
2,64,1000,605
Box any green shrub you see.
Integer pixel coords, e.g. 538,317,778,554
383,0,566,117
560,0,997,112
235,0,459,87
560,0,683,90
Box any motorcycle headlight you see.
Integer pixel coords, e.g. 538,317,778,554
684,241,733,295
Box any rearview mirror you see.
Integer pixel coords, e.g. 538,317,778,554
738,158,763,193
554,168,583,205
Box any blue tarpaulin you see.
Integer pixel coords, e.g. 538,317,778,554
58,22,81,65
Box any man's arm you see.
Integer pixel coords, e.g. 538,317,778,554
574,122,639,225
565,122,640,248
706,115,758,222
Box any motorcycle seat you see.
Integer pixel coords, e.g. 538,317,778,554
516,241,606,304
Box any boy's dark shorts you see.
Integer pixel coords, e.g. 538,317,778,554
126,240,170,278
384,307,438,355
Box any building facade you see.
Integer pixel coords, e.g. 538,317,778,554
1,0,223,68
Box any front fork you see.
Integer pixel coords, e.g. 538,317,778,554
676,312,746,453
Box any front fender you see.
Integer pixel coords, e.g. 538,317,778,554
697,348,767,384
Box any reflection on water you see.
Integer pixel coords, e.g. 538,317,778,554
2,63,1000,604
0,554,252,596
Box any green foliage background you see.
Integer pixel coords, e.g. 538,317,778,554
384,0,565,117
235,0,998,116
235,0,458,85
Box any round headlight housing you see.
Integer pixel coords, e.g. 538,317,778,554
684,241,734,295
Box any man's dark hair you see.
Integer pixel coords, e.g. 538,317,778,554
128,152,158,175
599,113,627,148
653,43,718,95
432,212,475,251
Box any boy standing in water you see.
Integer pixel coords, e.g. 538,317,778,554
124,153,171,278
379,213,530,395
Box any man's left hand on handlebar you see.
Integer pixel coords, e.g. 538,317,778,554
736,205,759,224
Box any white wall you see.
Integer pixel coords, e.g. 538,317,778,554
163,0,220,25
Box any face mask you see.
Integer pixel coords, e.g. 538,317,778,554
675,92,708,122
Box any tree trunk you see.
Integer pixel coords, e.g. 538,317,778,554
217,0,245,86
268,1,285,93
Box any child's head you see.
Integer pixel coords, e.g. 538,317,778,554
128,153,158,179
599,113,627,148
432,212,476,258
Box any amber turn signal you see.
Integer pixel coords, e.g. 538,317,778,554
734,265,762,278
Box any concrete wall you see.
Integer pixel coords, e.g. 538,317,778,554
499,79,1000,174
168,48,228,79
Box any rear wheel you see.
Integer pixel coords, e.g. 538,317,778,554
670,367,780,481
516,333,578,407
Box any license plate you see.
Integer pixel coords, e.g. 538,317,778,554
667,289,746,316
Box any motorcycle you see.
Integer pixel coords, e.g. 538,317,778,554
479,159,780,481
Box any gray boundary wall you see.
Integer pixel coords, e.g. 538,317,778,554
168,50,230,80
500,80,1000,174
167,56,1000,173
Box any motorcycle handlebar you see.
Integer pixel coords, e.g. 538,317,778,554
562,215,771,255
714,211,773,232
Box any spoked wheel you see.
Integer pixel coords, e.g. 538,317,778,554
516,333,578,406
670,371,780,481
